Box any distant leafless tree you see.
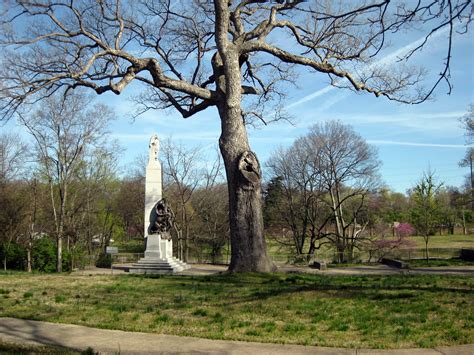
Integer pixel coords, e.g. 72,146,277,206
459,105,474,208
74,142,122,257
460,104,474,143
0,132,27,183
1,1,471,271
267,143,328,260
268,121,380,262
307,121,380,262
0,132,28,270
161,139,203,261
19,90,115,272
191,154,229,264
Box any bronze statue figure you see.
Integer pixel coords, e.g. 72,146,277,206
150,198,175,240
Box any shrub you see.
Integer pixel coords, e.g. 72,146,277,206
95,253,112,268
0,242,26,270
31,236,71,272
31,237,57,273
373,234,416,261
68,245,88,270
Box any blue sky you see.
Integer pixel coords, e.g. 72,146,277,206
4,21,473,194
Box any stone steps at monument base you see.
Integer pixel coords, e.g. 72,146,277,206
128,265,183,274
127,257,190,274
133,260,188,268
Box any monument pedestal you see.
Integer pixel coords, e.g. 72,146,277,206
129,234,190,274
126,134,190,275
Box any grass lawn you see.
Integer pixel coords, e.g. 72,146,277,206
0,339,85,354
407,259,474,268
326,259,474,268
0,272,473,349
410,234,474,249
265,234,474,263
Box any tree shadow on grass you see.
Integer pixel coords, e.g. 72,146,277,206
155,273,474,304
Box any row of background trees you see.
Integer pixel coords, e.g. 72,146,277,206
0,90,230,272
1,91,473,271
264,120,473,264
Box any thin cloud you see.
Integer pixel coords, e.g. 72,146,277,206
368,140,470,148
161,132,219,141
110,133,150,141
250,136,295,143
111,132,219,142
331,110,466,125
285,85,335,109
323,110,467,135
286,26,451,111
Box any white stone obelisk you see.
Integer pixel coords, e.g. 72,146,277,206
143,134,166,260
144,134,162,237
128,134,189,273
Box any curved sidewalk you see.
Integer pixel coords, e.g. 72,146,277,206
81,263,474,277
0,318,472,355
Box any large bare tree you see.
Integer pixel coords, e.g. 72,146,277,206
268,121,380,263
307,121,380,263
0,1,471,272
267,142,327,259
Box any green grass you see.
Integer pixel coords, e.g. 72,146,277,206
0,339,90,354
326,258,474,268
327,262,378,268
409,234,474,249
0,272,473,349
111,240,145,253
408,258,474,268
266,234,474,264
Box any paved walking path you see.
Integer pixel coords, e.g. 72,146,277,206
72,263,474,277
1,317,473,355
279,264,474,276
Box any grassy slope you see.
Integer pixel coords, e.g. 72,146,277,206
266,234,474,263
0,272,473,349
409,234,474,249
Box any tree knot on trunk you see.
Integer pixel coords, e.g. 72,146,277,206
238,151,261,190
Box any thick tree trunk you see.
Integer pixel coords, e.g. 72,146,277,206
211,5,274,272
218,110,274,272
215,69,274,271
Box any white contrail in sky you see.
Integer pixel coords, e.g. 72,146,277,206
285,84,336,109
285,26,451,110
368,140,470,148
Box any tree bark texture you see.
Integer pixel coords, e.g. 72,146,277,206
215,64,274,271
212,5,274,271
218,114,274,272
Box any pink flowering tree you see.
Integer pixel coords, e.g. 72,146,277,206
394,223,415,238
372,223,416,261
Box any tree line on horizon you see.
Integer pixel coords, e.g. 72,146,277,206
1,92,472,272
